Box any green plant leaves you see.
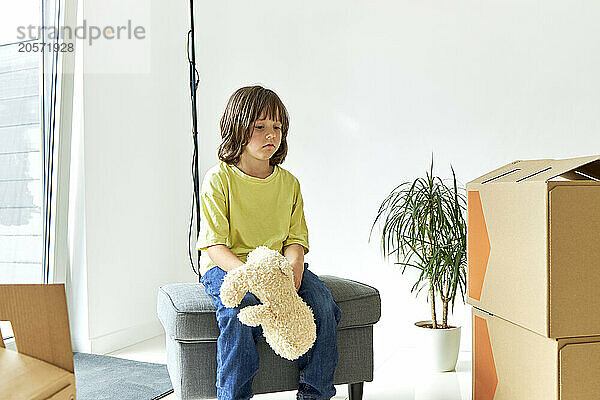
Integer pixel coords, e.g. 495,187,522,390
370,157,468,328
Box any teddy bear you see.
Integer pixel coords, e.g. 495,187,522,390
219,246,317,360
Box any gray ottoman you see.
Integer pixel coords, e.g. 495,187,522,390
157,275,381,400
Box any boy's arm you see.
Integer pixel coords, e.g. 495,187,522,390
206,244,245,272
283,243,305,291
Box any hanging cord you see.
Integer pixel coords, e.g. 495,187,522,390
186,10,202,280
42,0,62,283
187,137,200,277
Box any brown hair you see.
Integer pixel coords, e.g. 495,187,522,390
218,85,289,166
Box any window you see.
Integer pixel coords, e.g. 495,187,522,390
0,1,43,284
2,0,77,346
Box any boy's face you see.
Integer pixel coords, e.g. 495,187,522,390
243,112,282,163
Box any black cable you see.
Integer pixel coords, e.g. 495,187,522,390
187,180,197,276
42,0,61,283
187,137,200,276
41,0,47,282
47,3,61,283
187,0,202,281
186,43,198,277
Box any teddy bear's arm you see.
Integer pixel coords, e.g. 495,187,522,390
237,304,274,327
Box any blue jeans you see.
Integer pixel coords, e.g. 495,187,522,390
200,263,342,400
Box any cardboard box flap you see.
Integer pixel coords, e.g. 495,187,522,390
469,155,600,185
0,284,74,373
559,342,600,399
548,184,600,338
0,347,75,399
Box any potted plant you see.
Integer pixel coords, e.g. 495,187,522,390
370,158,467,372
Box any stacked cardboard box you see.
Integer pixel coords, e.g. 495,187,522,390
466,155,600,400
0,284,76,399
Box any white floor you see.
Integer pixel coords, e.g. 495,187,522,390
108,334,472,400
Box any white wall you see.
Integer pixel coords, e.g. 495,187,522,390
193,0,600,361
67,0,600,358
69,0,193,353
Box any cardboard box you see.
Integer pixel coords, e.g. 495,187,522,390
466,155,600,338
0,284,76,399
472,307,600,400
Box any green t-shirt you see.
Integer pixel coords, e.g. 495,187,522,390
196,161,309,275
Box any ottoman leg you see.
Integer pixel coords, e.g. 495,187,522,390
348,382,363,400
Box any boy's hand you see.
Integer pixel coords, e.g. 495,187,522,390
206,244,245,272
291,262,304,291
283,243,305,292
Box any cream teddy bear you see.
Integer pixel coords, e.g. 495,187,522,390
219,246,317,360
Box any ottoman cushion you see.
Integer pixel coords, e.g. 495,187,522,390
158,275,380,341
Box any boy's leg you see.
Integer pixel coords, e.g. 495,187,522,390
201,267,262,400
296,264,342,400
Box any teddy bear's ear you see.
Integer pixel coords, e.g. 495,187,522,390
247,246,271,265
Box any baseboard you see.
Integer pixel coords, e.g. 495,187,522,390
89,320,165,355
72,336,91,353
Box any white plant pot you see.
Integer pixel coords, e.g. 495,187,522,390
414,320,461,372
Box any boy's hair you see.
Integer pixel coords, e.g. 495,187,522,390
218,85,289,166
